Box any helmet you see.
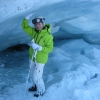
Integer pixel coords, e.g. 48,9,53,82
32,16,45,26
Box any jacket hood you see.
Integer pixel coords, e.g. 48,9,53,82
45,24,51,33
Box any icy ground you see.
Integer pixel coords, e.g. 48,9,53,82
0,39,100,100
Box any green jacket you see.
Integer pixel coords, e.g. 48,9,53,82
22,18,53,64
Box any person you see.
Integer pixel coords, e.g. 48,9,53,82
22,13,53,97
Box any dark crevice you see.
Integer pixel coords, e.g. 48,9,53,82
3,44,29,52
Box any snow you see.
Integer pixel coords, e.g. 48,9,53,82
1,39,100,100
1,0,100,100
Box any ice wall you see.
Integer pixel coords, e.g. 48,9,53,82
0,0,100,51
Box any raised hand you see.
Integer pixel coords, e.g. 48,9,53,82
25,12,35,20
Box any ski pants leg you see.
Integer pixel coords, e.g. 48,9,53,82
29,59,45,94
29,59,36,85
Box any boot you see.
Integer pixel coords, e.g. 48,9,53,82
34,92,45,97
28,85,37,91
34,93,39,97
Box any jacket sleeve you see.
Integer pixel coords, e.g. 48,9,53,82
41,35,53,53
22,18,35,37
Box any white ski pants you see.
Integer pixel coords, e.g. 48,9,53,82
29,59,45,94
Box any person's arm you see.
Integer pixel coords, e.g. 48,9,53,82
22,19,34,37
22,13,35,37
31,35,53,53
41,35,53,53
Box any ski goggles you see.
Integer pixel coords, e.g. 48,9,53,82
32,18,45,24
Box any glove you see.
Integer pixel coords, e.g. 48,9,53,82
31,39,42,51
25,12,35,20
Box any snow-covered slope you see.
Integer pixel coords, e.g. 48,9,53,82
1,39,100,100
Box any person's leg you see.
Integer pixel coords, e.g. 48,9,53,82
33,62,45,96
29,59,37,91
29,59,35,83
